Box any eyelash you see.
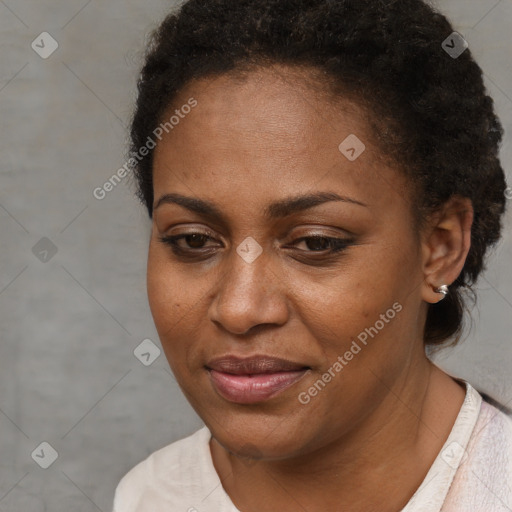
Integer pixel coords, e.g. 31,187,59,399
158,232,353,259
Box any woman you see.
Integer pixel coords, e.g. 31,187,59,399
113,0,512,510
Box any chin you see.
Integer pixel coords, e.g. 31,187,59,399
202,404,317,460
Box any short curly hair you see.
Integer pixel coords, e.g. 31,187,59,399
130,0,508,348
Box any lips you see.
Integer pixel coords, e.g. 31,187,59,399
206,355,310,404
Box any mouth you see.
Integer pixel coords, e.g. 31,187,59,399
205,355,311,404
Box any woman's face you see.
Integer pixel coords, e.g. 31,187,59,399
148,65,429,459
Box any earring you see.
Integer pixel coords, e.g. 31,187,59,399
434,284,449,298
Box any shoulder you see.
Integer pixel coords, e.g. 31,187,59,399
444,390,512,511
468,397,512,465
112,426,212,512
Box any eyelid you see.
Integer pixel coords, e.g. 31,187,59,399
288,235,353,252
159,231,354,257
160,226,349,244
159,231,221,248
162,227,219,240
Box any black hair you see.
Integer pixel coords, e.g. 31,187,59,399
130,0,508,347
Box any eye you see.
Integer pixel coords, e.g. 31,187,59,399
158,232,354,261
291,235,352,254
159,232,220,252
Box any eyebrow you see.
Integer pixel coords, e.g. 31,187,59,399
153,191,367,221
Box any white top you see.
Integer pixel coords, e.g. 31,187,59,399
112,382,512,511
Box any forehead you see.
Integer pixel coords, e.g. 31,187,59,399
152,64,410,218
158,64,368,149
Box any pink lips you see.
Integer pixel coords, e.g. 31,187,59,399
206,355,310,404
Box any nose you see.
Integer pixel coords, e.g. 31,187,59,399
209,243,289,336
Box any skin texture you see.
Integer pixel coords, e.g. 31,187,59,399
147,65,472,512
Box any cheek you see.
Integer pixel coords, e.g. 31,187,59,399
146,242,197,344
146,245,194,382
146,240,220,376
296,238,420,364
147,244,175,328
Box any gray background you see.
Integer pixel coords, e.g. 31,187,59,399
0,0,511,510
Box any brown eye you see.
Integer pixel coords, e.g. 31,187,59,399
158,232,219,252
302,237,331,251
185,234,209,248
293,236,352,253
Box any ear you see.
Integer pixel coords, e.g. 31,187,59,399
420,196,473,304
